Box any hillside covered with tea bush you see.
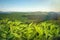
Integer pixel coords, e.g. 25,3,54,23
0,12,60,40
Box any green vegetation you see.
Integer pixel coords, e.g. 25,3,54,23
0,12,60,40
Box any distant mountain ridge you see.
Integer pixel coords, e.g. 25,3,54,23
0,11,60,22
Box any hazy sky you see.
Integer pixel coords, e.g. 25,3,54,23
0,0,60,12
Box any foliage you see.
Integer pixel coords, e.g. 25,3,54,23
0,19,60,40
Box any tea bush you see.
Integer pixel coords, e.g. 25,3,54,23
0,19,60,40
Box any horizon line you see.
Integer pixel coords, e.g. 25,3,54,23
0,11,60,12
